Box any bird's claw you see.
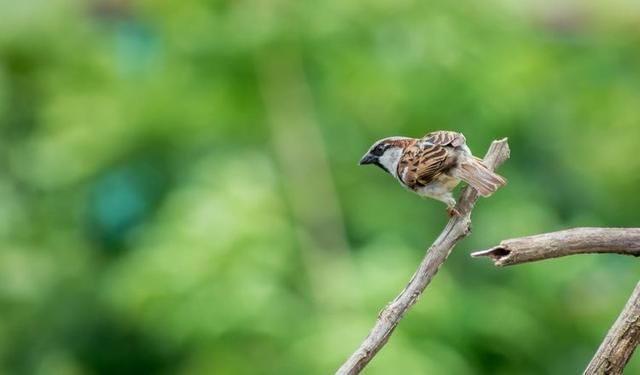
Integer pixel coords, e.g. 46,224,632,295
447,206,461,218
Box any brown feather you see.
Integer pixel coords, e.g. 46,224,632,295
450,157,506,197
399,142,457,188
423,131,466,147
390,130,506,202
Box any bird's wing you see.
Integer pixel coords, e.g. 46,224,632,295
423,131,466,147
399,142,456,187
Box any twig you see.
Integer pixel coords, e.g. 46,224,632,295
336,138,510,375
471,228,640,267
584,281,640,375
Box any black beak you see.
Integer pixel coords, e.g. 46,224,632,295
359,153,377,165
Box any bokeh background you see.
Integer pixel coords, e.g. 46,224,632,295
2,0,640,374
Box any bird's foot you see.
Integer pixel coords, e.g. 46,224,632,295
447,206,460,218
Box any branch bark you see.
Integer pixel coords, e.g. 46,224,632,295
584,282,640,375
471,228,640,267
336,138,510,375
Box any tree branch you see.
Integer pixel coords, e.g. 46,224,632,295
336,138,510,375
470,228,640,267
584,281,640,375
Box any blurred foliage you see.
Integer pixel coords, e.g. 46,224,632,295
1,0,640,374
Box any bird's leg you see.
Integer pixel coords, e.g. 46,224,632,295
444,196,460,217
419,190,460,217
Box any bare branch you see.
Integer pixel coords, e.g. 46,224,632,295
336,138,510,375
584,282,640,375
471,228,640,267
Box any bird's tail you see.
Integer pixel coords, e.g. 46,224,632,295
451,157,506,197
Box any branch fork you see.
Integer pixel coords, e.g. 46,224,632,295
473,228,640,374
338,136,640,374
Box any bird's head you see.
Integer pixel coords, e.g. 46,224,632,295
359,137,413,175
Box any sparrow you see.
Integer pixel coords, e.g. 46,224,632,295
359,130,506,216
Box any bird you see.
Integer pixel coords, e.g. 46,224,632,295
359,130,506,216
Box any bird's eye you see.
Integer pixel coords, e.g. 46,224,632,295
372,145,385,156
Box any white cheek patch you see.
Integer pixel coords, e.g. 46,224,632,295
378,148,402,176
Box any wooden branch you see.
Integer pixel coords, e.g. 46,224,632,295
471,228,640,267
471,227,640,373
584,281,640,375
336,138,510,375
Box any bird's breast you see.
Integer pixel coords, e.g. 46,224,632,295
415,174,461,197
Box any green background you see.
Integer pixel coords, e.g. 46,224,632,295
1,0,639,374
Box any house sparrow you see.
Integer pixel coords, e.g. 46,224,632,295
359,131,506,216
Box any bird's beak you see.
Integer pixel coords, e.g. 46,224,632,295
359,153,377,165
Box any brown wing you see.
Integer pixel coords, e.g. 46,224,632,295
399,141,457,188
423,131,466,148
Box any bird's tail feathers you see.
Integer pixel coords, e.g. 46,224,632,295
451,157,506,197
